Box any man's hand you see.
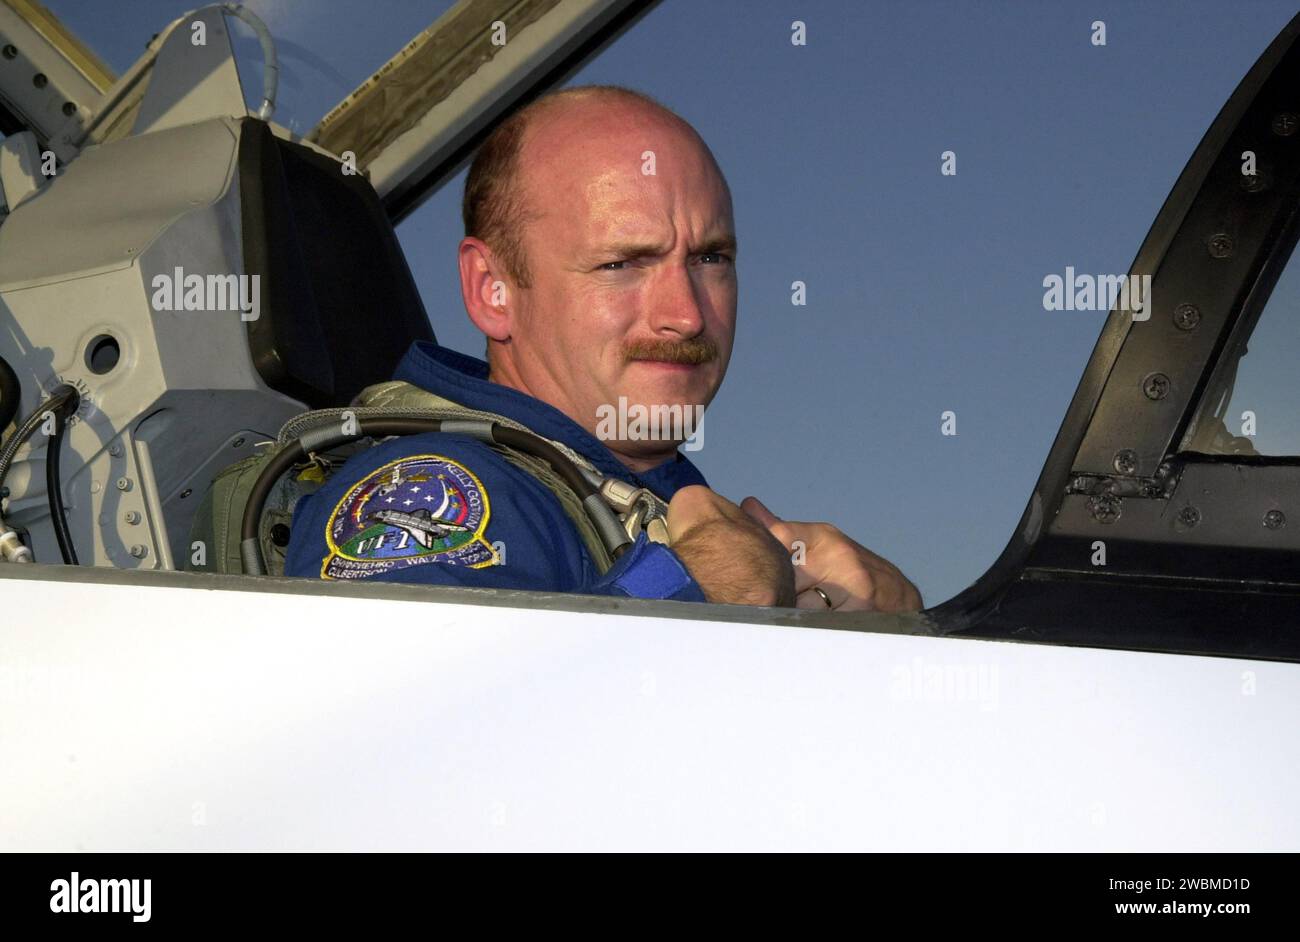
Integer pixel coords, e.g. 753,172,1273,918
740,497,923,613
666,486,796,607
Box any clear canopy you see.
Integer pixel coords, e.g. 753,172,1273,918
44,0,458,137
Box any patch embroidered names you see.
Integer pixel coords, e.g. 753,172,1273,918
321,454,499,579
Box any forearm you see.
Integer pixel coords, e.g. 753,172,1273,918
670,517,796,607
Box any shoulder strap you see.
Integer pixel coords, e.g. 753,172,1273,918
349,381,614,573
190,380,650,577
186,445,333,576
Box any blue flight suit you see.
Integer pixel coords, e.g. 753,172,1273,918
284,341,708,601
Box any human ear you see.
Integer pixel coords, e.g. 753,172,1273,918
458,236,513,342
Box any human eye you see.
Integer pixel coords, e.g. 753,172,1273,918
696,251,733,266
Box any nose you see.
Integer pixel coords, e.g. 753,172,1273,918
646,259,707,338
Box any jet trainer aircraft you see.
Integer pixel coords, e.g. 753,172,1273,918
0,1,1298,851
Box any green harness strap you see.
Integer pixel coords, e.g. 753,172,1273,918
186,381,614,577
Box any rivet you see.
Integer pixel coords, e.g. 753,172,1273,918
1179,505,1201,528
32,72,46,88
1208,234,1234,258
129,544,148,559
115,477,132,491
108,443,123,457
1113,449,1138,475
1241,170,1268,193
124,511,141,525
1089,493,1122,524
2,45,17,60
1143,373,1171,400
1173,303,1201,330
1264,509,1286,530
1273,113,1298,136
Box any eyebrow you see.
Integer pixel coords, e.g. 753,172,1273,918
696,234,738,257
595,234,738,260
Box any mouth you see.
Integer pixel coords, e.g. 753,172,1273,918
631,359,701,373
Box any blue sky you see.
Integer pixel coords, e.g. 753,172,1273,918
50,0,1300,605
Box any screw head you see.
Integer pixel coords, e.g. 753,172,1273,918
129,544,148,559
1273,112,1298,136
115,477,132,491
31,72,46,89
1173,303,1201,330
1143,372,1171,400
1113,449,1139,475
1089,493,1122,524
124,511,141,525
1264,509,1286,530
1178,505,1201,528
2,45,17,59
1241,169,1269,193
270,523,292,547
180,488,192,499
1208,234,1234,258
108,443,123,457
61,101,75,117
232,437,245,449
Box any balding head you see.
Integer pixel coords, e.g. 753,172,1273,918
457,84,738,473
462,85,729,288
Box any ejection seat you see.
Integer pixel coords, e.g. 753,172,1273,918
0,3,434,569
237,118,434,408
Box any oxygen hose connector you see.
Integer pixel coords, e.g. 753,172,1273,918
598,478,671,545
0,527,32,562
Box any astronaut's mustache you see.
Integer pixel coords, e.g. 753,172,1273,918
624,336,718,365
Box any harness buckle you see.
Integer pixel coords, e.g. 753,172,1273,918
598,479,669,545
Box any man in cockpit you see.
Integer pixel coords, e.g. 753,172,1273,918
285,85,921,613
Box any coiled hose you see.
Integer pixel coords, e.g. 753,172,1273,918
0,384,81,563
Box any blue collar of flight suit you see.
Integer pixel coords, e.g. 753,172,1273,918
392,340,710,500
